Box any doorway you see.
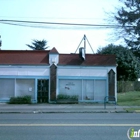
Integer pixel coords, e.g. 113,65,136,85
37,79,49,103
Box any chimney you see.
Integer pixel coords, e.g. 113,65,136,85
79,47,85,60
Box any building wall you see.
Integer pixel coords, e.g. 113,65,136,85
0,66,49,76
0,77,50,103
57,66,116,102
0,66,50,103
0,65,116,103
57,67,108,77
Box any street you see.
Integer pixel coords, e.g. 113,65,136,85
0,113,140,140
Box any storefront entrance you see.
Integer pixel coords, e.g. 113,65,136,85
37,79,49,103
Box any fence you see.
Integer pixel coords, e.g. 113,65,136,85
117,81,140,93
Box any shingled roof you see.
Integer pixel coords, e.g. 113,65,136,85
0,48,116,66
0,50,49,65
59,54,116,66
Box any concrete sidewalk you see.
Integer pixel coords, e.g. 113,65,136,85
0,103,138,113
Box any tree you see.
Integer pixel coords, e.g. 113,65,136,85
97,44,140,81
113,0,140,57
26,39,48,50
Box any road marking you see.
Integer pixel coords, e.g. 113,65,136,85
0,124,140,127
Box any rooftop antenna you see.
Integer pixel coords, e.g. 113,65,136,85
75,34,94,54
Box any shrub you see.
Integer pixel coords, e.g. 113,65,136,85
70,95,79,100
57,94,78,100
9,95,31,104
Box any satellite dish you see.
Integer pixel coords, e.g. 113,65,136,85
79,47,85,60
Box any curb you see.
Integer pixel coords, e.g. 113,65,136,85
0,110,128,114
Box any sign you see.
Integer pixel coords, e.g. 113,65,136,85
127,127,140,139
66,82,75,86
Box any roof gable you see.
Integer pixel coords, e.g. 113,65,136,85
49,47,59,54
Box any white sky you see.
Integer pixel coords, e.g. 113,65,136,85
0,0,123,53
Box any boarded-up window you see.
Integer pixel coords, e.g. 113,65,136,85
59,80,82,100
83,80,94,100
16,79,35,99
59,79,106,102
94,80,106,101
0,78,15,99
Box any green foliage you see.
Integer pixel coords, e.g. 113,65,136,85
117,91,140,106
70,95,79,100
26,39,48,50
97,44,140,81
114,0,140,56
9,95,31,104
117,81,140,93
57,94,78,100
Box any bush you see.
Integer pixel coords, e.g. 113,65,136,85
9,95,31,104
57,94,78,100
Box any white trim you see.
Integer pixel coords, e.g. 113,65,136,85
0,67,50,76
82,79,83,100
14,78,16,97
58,65,116,69
0,65,50,68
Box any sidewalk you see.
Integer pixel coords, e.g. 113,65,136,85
0,103,138,113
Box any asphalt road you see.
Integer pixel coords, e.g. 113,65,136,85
0,113,140,140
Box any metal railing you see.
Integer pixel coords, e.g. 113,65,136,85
104,96,116,109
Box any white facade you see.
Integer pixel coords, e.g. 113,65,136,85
57,66,116,77
0,49,117,103
0,64,117,103
0,66,49,76
57,66,116,102
0,66,50,102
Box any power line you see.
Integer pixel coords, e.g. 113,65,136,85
0,16,105,20
0,19,124,27
0,19,134,29
0,21,113,30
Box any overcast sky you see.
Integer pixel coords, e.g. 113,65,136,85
0,0,122,53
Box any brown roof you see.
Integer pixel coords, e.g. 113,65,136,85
59,54,116,66
0,50,116,66
0,50,49,65
49,47,59,54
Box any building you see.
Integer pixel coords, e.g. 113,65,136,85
0,47,117,103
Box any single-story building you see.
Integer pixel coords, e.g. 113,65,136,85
0,47,117,103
